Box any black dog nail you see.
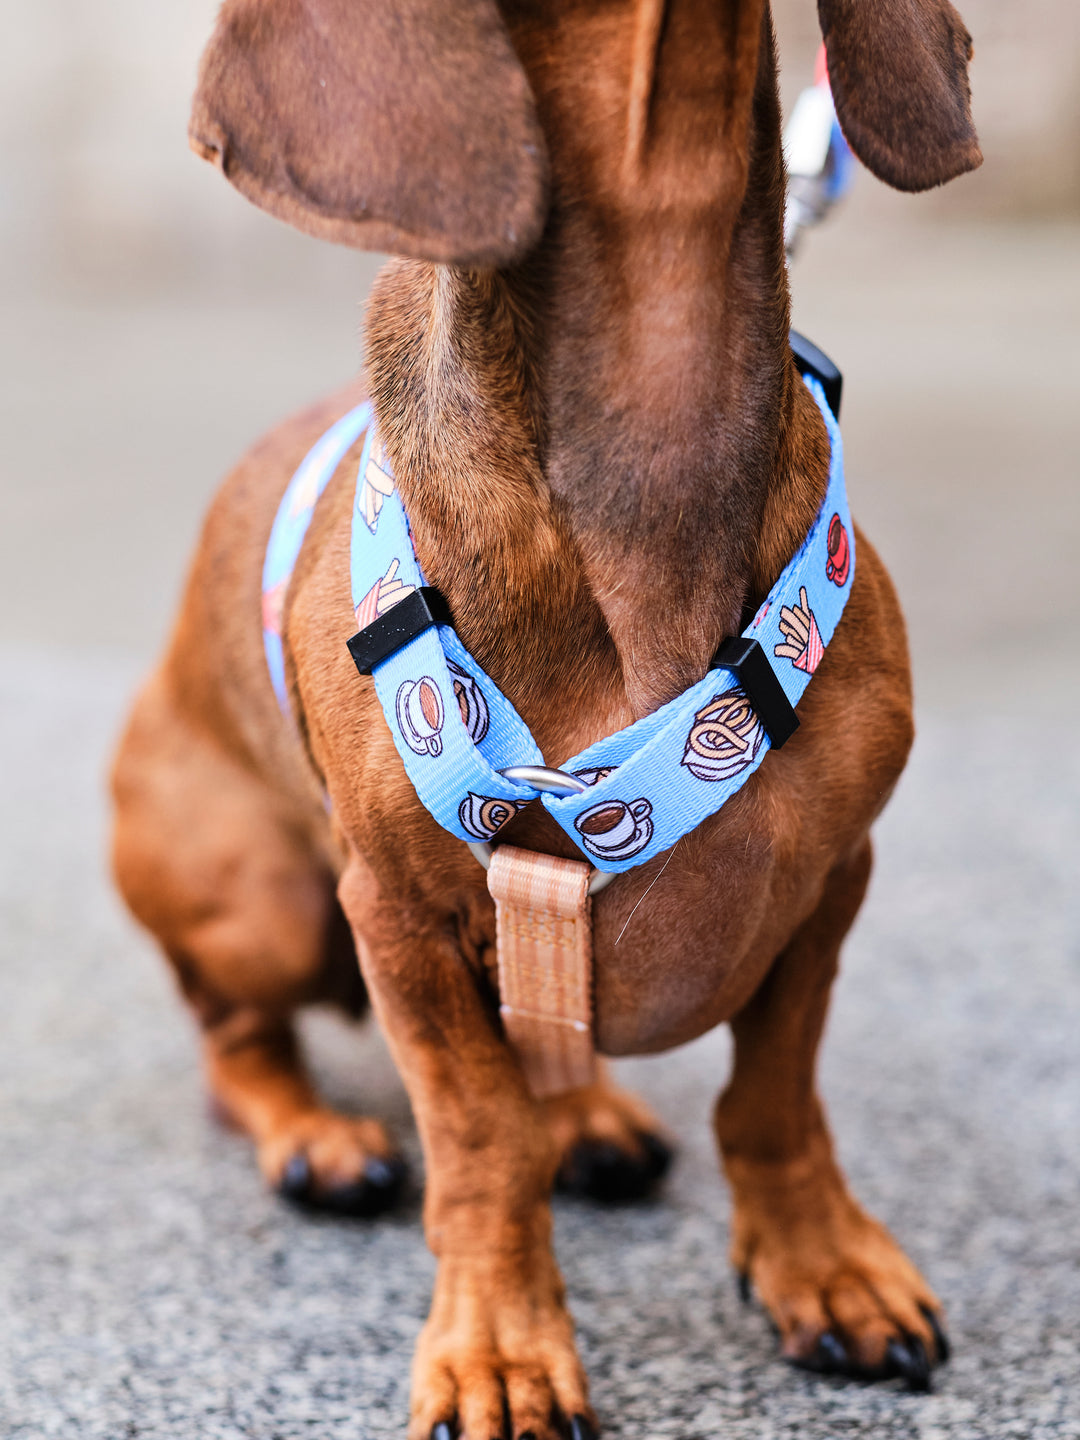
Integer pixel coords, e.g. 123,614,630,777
886,1337,932,1392
905,1335,932,1390
736,1271,751,1304
557,1132,670,1204
364,1154,407,1192
570,1415,597,1440
280,1153,312,1198
637,1129,674,1181
431,1423,454,1440
920,1304,951,1364
816,1331,846,1372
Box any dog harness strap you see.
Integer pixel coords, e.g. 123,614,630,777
262,401,374,716
487,846,596,1099
262,344,855,887
334,368,855,878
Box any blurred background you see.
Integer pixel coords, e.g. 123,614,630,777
1,0,1078,707
1,4,1077,1438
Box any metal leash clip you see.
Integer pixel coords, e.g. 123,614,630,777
783,46,854,259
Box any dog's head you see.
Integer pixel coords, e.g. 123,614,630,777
189,0,981,268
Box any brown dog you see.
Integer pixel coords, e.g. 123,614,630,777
111,1,980,1434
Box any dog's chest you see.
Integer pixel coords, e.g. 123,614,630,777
572,775,814,1054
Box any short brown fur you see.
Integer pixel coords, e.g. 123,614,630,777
114,0,980,1432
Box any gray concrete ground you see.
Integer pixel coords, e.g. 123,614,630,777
1,218,1078,1438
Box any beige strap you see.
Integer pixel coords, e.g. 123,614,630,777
487,845,596,1099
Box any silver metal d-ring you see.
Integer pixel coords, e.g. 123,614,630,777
498,764,589,796
467,840,616,896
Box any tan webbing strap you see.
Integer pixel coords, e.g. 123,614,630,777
486,845,596,1099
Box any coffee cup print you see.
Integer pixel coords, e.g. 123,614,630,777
574,797,654,862
448,659,490,746
396,677,445,757
682,689,764,783
458,792,527,841
826,513,851,586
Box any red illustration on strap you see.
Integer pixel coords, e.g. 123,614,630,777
826,513,851,586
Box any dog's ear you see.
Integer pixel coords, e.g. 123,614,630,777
189,0,549,266
816,0,982,191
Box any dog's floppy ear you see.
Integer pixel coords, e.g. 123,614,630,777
816,0,982,191
189,0,549,266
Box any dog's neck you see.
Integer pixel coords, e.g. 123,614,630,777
365,0,830,730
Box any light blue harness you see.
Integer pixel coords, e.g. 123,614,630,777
262,354,853,879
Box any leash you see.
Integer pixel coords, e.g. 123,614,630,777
783,44,854,257
261,344,852,1095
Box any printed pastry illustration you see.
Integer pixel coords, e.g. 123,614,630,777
448,659,490,745
773,586,823,673
574,798,654,862
395,676,445,757
826,513,851,586
359,442,396,534
682,689,765,782
458,792,529,841
354,558,417,629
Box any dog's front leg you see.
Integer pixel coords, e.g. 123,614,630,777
339,856,594,1440
714,841,949,1389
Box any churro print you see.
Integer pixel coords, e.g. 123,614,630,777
353,558,416,629
359,441,397,534
774,587,824,674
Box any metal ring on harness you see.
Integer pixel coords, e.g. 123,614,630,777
467,765,617,896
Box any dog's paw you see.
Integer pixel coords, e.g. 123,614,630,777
410,1256,595,1440
544,1074,673,1204
732,1178,948,1390
258,1111,407,1217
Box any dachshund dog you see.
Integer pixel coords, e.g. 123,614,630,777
111,1,980,1434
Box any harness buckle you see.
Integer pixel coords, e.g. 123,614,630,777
710,636,800,749
790,329,842,420
347,586,453,676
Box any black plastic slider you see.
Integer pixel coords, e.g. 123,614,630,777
789,329,842,420
710,636,799,749
347,586,453,676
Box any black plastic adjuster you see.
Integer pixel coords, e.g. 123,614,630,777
790,329,842,420
346,586,453,676
710,635,799,749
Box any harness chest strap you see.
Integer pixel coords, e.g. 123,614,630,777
487,846,596,1098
